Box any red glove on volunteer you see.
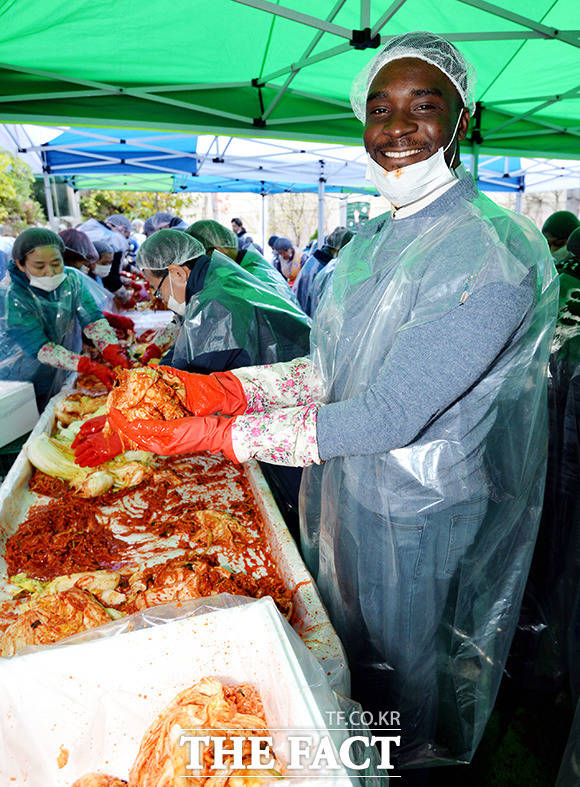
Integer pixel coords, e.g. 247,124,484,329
101,344,131,369
103,312,135,331
142,344,164,364
73,428,125,467
77,357,116,389
158,366,247,416
108,408,237,461
73,414,107,442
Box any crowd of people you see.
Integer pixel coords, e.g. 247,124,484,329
0,29,579,775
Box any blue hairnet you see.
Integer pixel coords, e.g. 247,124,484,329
143,217,156,237
151,212,186,231
93,239,114,257
105,214,131,231
11,228,64,263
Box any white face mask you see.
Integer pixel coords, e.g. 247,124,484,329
94,263,112,277
553,245,570,264
29,272,67,292
167,274,186,316
365,112,463,207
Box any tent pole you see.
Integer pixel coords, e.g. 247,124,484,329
470,142,480,182
514,191,523,213
42,170,57,231
261,187,267,253
339,195,347,226
318,162,326,246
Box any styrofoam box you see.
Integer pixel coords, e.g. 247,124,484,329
0,597,352,786
0,381,39,448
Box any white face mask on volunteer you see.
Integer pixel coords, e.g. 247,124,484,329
28,272,67,292
167,273,186,316
94,263,112,278
365,112,464,207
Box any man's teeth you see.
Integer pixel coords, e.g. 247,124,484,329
381,149,422,158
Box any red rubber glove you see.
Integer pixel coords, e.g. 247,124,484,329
73,428,126,467
71,414,107,448
77,357,116,389
102,344,130,369
157,366,247,416
103,312,135,331
108,408,238,461
141,344,164,365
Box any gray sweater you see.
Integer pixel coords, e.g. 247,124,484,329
316,181,536,464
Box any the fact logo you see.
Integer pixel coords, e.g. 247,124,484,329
179,730,400,774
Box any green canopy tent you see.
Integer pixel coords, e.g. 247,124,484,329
0,0,578,160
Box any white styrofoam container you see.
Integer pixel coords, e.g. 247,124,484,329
0,389,349,694
0,597,352,786
0,381,39,448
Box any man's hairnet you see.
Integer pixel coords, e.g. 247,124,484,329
93,239,114,257
11,228,65,263
350,30,476,122
58,228,99,263
136,229,205,272
542,211,580,240
268,235,279,248
151,211,186,231
274,237,294,252
105,214,132,231
325,226,355,251
187,219,238,250
567,227,580,259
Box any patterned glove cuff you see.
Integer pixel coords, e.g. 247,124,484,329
231,404,321,467
84,318,119,349
232,357,325,414
37,342,81,371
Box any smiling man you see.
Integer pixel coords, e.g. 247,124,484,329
71,31,559,768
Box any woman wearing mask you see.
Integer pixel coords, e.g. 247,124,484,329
0,228,130,408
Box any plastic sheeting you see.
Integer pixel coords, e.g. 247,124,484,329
0,266,104,409
237,246,299,305
300,176,558,766
509,272,580,693
0,595,383,785
172,251,311,370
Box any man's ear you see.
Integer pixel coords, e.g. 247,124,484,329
168,263,188,282
458,107,470,142
15,259,26,273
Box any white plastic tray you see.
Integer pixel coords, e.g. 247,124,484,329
0,389,349,694
0,597,352,786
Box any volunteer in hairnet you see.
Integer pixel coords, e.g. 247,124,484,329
71,32,558,765
74,229,311,523
105,229,310,373
186,219,297,303
0,228,130,407
293,227,354,315
542,211,580,266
